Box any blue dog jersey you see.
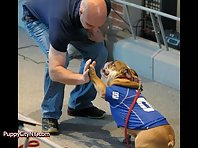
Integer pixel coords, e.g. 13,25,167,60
105,85,169,130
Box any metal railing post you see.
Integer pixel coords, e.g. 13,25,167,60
156,15,169,51
123,4,136,39
149,12,161,49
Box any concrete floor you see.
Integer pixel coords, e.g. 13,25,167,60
18,26,180,148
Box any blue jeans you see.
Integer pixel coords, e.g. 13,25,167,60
23,20,108,119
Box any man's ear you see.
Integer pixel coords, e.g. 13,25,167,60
79,2,84,15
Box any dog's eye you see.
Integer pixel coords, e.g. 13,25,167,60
109,63,115,69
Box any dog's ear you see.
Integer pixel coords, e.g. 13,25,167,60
122,68,132,79
129,68,138,77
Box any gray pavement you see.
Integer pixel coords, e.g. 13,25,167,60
18,26,180,148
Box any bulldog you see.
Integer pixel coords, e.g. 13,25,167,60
89,60,175,148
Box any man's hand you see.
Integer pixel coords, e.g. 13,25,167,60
82,59,96,83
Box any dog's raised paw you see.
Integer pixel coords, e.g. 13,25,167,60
89,64,96,77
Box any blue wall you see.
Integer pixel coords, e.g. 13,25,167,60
113,37,180,90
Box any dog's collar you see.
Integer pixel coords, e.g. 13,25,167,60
117,76,139,83
114,76,143,91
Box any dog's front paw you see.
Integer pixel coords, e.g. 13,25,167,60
89,64,97,81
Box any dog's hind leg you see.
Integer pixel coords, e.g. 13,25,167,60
135,126,175,148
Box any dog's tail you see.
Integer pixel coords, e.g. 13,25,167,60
168,135,175,148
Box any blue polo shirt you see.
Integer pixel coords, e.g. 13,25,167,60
22,0,90,52
105,85,169,130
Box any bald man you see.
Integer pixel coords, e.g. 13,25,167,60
22,0,111,134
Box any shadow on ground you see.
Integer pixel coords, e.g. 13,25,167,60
59,115,135,148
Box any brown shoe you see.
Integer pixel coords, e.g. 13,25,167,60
67,106,106,119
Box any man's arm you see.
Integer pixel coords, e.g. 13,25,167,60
48,44,91,85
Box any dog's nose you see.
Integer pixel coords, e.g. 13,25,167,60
102,69,106,74
101,69,105,74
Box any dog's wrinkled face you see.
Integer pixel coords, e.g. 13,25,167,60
101,60,138,86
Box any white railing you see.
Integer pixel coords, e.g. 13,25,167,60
111,0,180,51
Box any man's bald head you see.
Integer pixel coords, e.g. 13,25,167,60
79,0,110,29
